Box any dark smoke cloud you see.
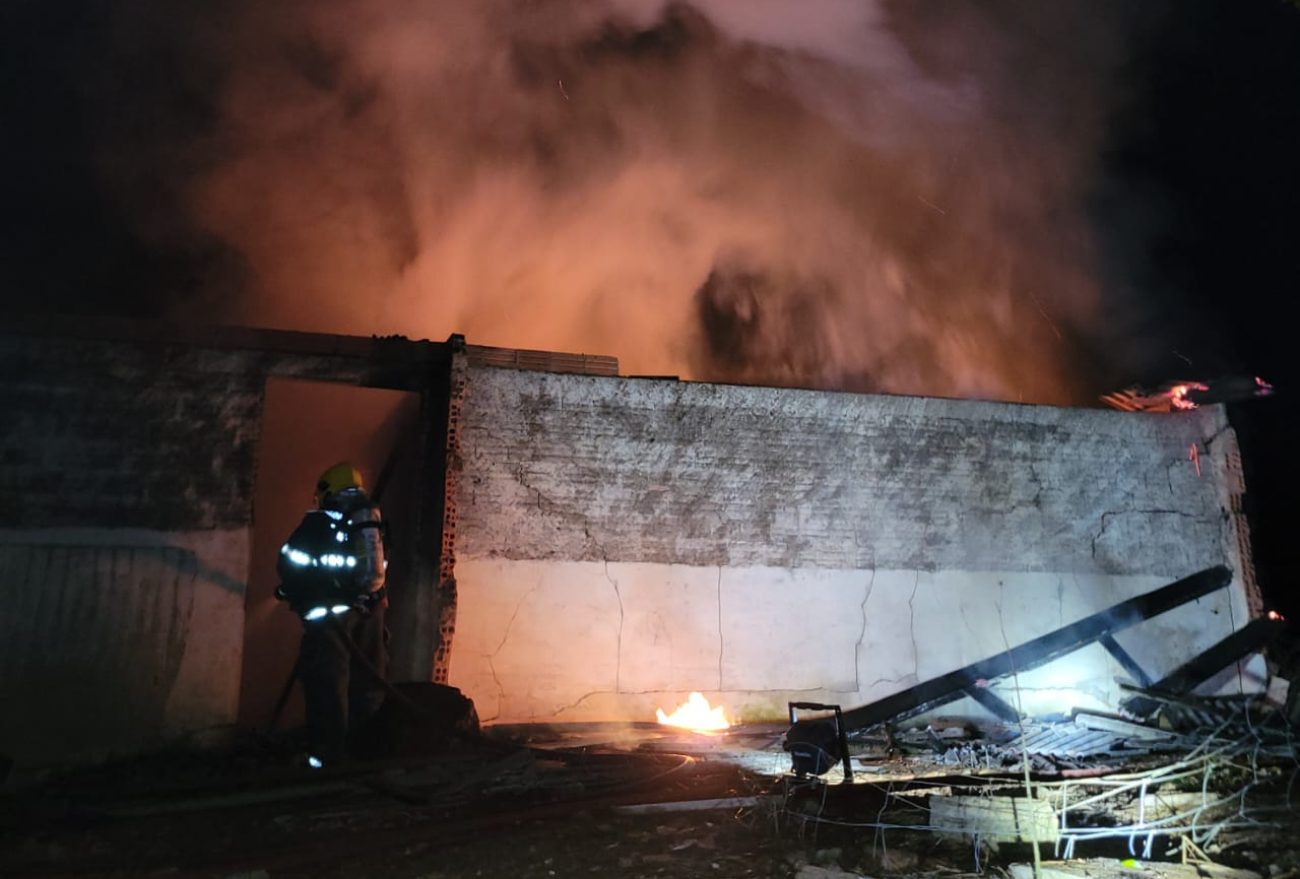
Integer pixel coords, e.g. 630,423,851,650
10,1,1177,403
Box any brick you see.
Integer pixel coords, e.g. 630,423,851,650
456,367,1235,578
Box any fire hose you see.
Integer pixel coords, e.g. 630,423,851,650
266,611,498,754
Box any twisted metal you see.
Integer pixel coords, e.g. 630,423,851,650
777,704,1298,866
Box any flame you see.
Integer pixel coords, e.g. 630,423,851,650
1269,610,1284,621
1168,382,1209,411
656,692,731,732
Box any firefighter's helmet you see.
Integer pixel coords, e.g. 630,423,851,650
316,461,365,507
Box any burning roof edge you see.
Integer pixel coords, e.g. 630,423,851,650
463,341,619,377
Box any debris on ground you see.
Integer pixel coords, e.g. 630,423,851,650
2,691,1298,879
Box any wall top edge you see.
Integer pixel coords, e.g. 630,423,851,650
464,344,620,377
466,362,1233,423
4,318,630,380
4,315,457,363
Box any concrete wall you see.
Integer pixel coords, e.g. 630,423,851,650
448,367,1260,725
0,324,452,768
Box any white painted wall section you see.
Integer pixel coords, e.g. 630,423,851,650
452,560,1241,724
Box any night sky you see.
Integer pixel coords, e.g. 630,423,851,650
2,2,1297,612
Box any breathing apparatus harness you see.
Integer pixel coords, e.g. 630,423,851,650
275,507,386,621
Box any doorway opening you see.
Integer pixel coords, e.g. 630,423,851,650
238,377,422,730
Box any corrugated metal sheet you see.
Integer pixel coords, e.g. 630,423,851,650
0,542,199,760
1007,720,1185,760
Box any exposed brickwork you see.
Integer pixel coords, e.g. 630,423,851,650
1222,432,1263,619
0,333,447,531
456,368,1239,577
432,346,469,684
1,338,262,530
464,344,618,376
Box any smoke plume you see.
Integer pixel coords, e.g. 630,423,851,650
93,0,1149,403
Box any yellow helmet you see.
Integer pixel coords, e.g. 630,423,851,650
315,461,365,506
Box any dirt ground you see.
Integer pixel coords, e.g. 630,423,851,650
3,723,1298,879
4,778,1289,879
0,742,933,879
0,768,994,879
331,805,973,879
0,728,993,879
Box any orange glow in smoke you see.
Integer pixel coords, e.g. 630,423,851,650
656,692,731,732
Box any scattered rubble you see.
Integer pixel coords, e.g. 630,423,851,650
771,569,1300,877
1,699,1298,878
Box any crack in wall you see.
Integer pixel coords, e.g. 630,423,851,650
1056,575,1065,628
908,569,920,680
1026,460,1046,509
962,607,981,645
1200,422,1231,450
602,557,624,692
492,585,538,657
511,463,592,534
994,581,1026,715
585,527,625,693
552,689,603,718
865,673,921,689
484,656,505,723
854,568,877,693
716,566,724,691
1091,509,1216,559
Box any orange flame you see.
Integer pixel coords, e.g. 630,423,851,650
655,692,731,732
1168,382,1209,411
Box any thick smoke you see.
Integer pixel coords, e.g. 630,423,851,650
96,0,1146,403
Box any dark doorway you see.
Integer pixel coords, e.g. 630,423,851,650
238,378,422,730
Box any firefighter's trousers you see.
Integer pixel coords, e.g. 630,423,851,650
298,605,387,761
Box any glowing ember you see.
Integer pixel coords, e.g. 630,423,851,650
656,692,731,732
1269,610,1285,621
1101,376,1272,413
1168,382,1209,411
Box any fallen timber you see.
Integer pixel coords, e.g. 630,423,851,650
789,565,1232,741
776,563,1300,865
1122,615,1288,719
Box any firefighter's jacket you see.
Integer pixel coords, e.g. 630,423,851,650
276,489,387,617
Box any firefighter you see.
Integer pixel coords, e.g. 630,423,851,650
276,461,389,766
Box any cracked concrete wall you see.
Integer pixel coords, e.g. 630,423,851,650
449,367,1257,724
